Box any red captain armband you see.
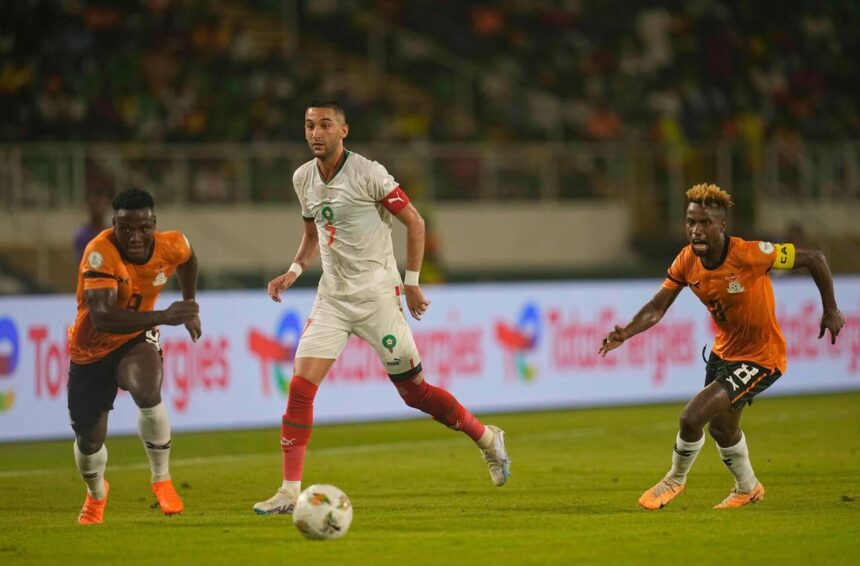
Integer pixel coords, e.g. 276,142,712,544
381,186,410,214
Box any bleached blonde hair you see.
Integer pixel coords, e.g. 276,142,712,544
685,183,734,209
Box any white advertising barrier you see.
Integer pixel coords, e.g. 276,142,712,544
1,277,859,441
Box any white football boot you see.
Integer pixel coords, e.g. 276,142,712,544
480,425,511,487
253,485,299,515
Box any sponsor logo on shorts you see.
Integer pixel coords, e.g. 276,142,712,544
145,329,162,350
724,363,761,395
153,271,167,286
385,357,402,367
382,334,397,353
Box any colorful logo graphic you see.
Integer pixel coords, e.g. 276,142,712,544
382,334,397,353
248,310,302,396
0,317,19,412
310,492,332,506
494,303,541,381
321,206,334,222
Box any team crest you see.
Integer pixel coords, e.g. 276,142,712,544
382,334,397,353
321,206,334,222
87,251,104,269
153,271,167,286
726,276,745,294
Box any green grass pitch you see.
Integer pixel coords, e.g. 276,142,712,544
1,392,858,565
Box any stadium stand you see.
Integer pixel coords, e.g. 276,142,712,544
1,1,859,292
4,1,858,144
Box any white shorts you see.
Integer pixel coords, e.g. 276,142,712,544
294,293,422,379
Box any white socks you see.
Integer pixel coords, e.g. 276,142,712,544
665,433,705,485
717,433,758,492
281,480,301,494
476,426,495,450
138,402,172,483
74,441,107,500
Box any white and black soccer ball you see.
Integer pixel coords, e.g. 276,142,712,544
292,484,353,540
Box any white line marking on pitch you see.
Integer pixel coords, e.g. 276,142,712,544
0,427,606,479
2,406,848,480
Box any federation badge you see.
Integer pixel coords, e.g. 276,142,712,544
322,206,334,222
87,251,104,269
726,276,746,294
153,271,167,286
382,334,397,353
758,241,775,254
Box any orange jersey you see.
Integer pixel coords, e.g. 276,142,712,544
68,229,192,363
662,237,796,373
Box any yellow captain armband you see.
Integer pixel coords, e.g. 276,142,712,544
772,242,796,270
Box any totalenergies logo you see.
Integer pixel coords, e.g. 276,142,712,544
494,303,541,381
248,310,303,397
0,317,19,412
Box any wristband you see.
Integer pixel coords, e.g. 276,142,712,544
288,262,303,278
404,270,419,286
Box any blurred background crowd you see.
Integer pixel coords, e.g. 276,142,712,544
3,0,858,144
1,0,858,293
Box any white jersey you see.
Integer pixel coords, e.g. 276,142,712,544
293,150,402,300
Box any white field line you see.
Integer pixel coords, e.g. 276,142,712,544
0,427,606,480
0,407,846,480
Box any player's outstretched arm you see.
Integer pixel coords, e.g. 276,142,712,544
793,247,845,343
176,248,201,341
598,286,682,356
268,219,319,303
394,203,430,320
86,288,199,334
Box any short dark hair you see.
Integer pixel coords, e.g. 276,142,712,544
306,100,346,122
112,188,155,211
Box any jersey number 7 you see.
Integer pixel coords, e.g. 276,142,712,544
324,224,336,247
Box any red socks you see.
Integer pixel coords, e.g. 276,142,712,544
395,379,486,442
281,374,483,483
281,376,318,482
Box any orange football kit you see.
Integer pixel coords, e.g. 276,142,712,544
69,229,191,363
662,237,796,405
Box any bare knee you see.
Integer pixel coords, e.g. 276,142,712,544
708,421,741,447
678,409,706,440
76,432,105,455
116,345,164,409
130,386,162,409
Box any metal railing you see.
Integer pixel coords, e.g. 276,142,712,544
1,139,859,292
2,140,858,224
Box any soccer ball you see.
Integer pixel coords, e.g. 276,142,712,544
292,484,353,540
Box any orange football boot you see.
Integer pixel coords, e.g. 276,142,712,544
638,478,685,510
714,482,765,509
152,480,184,515
78,480,109,524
